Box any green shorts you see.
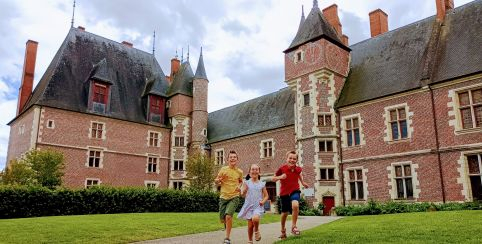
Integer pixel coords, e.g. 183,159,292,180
219,196,240,220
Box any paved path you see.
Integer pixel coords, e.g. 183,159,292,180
135,216,342,244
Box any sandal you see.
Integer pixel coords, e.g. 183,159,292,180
254,230,261,241
223,238,231,244
279,228,287,240
291,226,301,235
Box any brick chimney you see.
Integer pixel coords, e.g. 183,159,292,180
169,57,181,84
77,26,85,31
369,9,388,37
436,0,454,21
121,41,133,47
322,4,342,36
17,40,38,115
342,34,349,46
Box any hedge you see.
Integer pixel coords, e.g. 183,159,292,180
0,185,219,219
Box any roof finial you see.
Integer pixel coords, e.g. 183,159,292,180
302,5,305,19
187,45,190,62
181,48,184,62
313,0,318,9
152,30,156,55
175,49,178,59
71,0,76,28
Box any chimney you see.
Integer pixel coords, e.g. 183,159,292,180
369,9,388,37
17,40,38,115
121,41,133,48
322,4,342,36
77,26,85,31
342,34,349,46
170,57,181,84
435,0,453,21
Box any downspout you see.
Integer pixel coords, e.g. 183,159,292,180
336,110,345,206
429,86,446,203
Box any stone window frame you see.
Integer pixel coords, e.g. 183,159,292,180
146,154,160,174
449,84,482,134
173,160,184,171
340,114,365,148
294,49,304,64
86,147,104,168
166,100,171,108
215,148,225,165
462,152,482,201
319,167,336,181
260,139,275,159
388,161,420,201
46,119,55,129
144,180,160,188
318,139,334,153
174,136,185,147
18,124,25,135
173,181,184,190
85,178,101,188
383,103,413,143
344,167,368,201
317,113,333,127
202,128,207,136
88,121,106,140
302,92,310,107
147,130,161,147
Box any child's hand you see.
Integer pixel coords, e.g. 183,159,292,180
259,200,265,206
302,181,309,188
280,173,287,180
242,182,248,195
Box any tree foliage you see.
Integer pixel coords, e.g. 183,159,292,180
185,152,219,191
0,149,64,188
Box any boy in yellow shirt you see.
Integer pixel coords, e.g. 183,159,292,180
215,150,243,244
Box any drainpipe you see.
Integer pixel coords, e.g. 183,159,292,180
429,86,446,203
337,110,346,206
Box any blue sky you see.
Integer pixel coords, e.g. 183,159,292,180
0,0,474,169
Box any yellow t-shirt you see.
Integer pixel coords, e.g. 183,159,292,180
217,166,243,200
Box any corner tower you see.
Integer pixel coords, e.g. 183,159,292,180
284,0,350,207
191,48,209,153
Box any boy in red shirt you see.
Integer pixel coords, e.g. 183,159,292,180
272,151,308,239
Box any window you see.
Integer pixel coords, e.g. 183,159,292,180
215,150,224,165
149,132,160,147
458,88,482,129
394,164,414,199
303,93,310,106
18,125,25,135
345,118,360,147
47,120,55,129
149,95,164,123
173,181,183,190
266,182,277,202
85,179,99,188
348,169,364,200
90,122,104,139
92,83,108,113
319,140,333,152
389,108,408,140
320,168,335,181
294,50,304,63
318,114,332,127
262,140,273,158
147,157,158,173
87,149,102,168
173,160,184,171
467,154,482,200
145,181,159,188
202,128,207,136
166,100,171,108
174,136,184,147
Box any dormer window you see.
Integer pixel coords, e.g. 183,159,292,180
149,95,165,124
91,82,110,114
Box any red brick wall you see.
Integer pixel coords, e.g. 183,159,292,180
168,94,192,117
6,107,37,164
191,78,208,149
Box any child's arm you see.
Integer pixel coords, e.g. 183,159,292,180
272,167,286,182
299,172,309,188
259,186,269,206
214,171,226,186
240,181,248,198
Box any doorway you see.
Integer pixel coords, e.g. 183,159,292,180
322,196,335,216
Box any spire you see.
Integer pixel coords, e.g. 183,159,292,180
70,0,76,28
152,30,156,55
181,48,184,62
299,5,306,29
187,45,190,62
194,47,208,80
313,0,318,9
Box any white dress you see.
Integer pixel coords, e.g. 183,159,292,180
237,179,266,220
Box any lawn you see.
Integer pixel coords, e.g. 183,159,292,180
278,210,482,243
0,212,281,243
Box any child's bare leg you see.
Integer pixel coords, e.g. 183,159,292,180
225,214,233,239
291,200,299,226
247,219,254,241
252,215,260,231
280,212,288,231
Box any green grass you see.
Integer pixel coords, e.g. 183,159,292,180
0,212,281,243
278,210,482,243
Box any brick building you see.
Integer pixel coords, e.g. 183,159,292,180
7,0,482,213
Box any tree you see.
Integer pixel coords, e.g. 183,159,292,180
185,152,219,191
1,159,36,185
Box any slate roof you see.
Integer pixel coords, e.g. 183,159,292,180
194,49,208,80
337,0,482,108
167,61,194,97
17,27,169,125
207,88,295,143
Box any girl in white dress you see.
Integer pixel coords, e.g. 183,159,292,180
238,164,269,243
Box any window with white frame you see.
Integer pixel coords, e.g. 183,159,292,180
145,181,159,188
467,154,482,200
149,131,160,147
318,114,332,127
319,140,334,152
173,160,184,171
85,179,100,188
458,88,482,129
393,164,414,199
147,156,158,173
348,169,364,200
166,100,171,108
18,125,25,135
303,93,310,107
90,122,105,139
389,107,408,140
215,149,224,165
262,140,273,158
173,181,183,190
345,117,360,147
174,136,184,147
47,120,55,129
87,149,102,168
294,50,304,63
202,128,207,136
320,168,335,181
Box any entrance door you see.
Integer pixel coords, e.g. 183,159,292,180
322,196,335,216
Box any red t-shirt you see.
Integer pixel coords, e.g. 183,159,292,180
276,164,302,196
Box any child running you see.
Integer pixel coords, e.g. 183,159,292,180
238,164,269,243
214,150,244,244
272,151,309,240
